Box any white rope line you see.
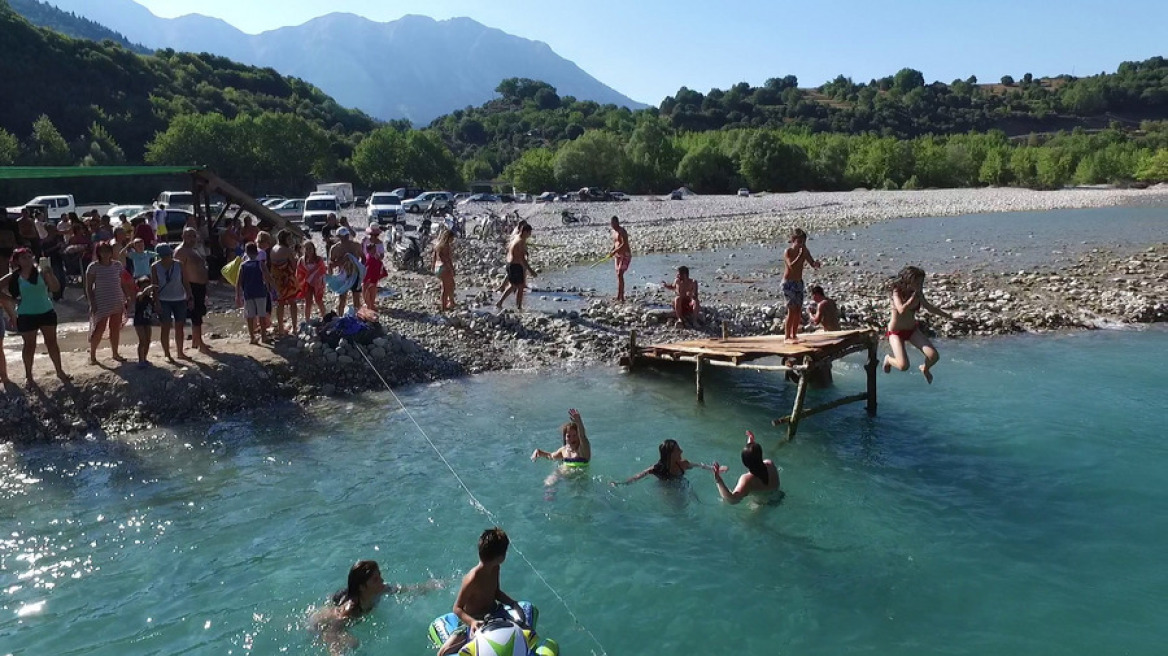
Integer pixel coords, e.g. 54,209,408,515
354,344,609,655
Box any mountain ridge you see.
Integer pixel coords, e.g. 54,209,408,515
38,0,647,123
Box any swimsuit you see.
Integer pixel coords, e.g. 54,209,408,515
886,322,918,341
562,456,590,469
506,262,525,286
614,254,631,274
782,280,805,307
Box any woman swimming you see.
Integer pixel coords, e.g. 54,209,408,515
616,439,726,485
883,265,958,384
713,431,781,504
531,408,591,486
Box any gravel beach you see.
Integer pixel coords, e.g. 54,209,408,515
4,187,1166,442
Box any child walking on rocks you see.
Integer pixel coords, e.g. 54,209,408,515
883,265,957,384
237,242,274,344
782,228,820,343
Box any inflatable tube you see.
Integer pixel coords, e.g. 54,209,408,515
325,255,366,294
429,602,559,656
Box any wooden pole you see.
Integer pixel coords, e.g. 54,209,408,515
786,363,809,440
773,392,869,426
695,356,705,403
627,330,638,370
865,335,878,416
721,321,728,340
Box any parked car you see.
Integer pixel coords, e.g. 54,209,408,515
608,191,630,202
458,193,500,206
155,191,195,211
6,194,75,220
259,196,287,207
354,196,368,208
366,192,403,225
270,198,306,220
107,205,147,225
129,209,193,241
401,191,454,214
301,194,340,231
536,192,557,203
737,188,751,197
390,186,424,201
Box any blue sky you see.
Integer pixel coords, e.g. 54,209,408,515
134,0,1167,105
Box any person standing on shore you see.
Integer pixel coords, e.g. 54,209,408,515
132,276,158,367
269,230,299,337
84,242,127,365
329,228,364,315
808,285,840,332
495,222,535,311
781,228,820,343
0,248,69,386
297,241,327,321
607,216,631,303
150,244,192,363
0,249,13,388
361,240,387,311
883,265,957,384
433,228,456,312
174,227,212,353
321,213,340,253
237,242,274,344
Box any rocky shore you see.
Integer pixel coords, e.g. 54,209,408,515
4,188,1166,443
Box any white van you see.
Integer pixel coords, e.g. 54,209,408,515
155,191,195,211
302,194,340,231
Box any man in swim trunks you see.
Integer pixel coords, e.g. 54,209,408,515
329,227,364,315
437,528,521,656
174,227,211,353
663,265,701,328
781,228,820,343
495,223,535,311
607,216,631,303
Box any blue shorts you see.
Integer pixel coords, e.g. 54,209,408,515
157,299,188,324
782,280,805,308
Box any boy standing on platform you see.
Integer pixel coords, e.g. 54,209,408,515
781,228,820,343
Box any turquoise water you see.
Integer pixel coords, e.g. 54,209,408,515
3,327,1167,655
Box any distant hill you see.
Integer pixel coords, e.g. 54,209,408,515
9,0,149,54
0,0,375,164
40,0,648,123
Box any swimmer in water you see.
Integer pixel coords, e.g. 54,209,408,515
310,560,444,655
615,439,726,485
531,408,591,486
713,431,781,504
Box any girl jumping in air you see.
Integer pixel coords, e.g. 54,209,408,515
883,265,958,384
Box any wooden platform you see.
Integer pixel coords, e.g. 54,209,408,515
622,328,881,440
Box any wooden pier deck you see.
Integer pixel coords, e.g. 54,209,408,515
622,329,881,439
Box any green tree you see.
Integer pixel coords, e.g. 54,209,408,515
978,148,1010,186
1009,147,1041,187
0,127,22,166
1135,148,1168,182
503,148,557,192
251,112,333,182
461,158,494,184
554,131,625,189
27,114,72,165
145,113,258,181
738,131,809,191
893,68,926,94
405,131,461,189
621,117,680,193
80,122,126,166
1000,75,1015,86
1036,148,1072,188
352,126,408,188
675,143,735,193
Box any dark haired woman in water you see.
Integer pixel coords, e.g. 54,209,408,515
713,431,780,504
615,439,726,485
311,560,443,655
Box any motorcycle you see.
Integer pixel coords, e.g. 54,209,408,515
391,227,429,272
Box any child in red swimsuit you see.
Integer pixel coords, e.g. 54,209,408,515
362,242,388,310
883,266,958,384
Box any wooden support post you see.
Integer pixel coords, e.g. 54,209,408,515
786,363,809,440
695,356,705,403
773,392,869,426
865,336,878,416
620,330,638,369
721,321,728,340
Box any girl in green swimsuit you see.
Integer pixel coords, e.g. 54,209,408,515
531,408,591,486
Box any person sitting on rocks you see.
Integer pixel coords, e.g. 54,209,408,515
662,265,701,328
808,285,840,332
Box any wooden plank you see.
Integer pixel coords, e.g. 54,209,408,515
787,369,810,440
773,393,870,426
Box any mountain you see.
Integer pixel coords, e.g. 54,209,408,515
39,0,648,123
8,0,149,53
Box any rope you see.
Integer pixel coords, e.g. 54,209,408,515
354,344,609,656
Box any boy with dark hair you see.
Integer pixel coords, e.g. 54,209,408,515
808,285,840,332
781,228,820,343
437,527,521,656
663,265,701,328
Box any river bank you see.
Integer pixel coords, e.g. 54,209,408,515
4,189,1166,442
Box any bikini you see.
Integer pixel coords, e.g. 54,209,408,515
886,322,918,340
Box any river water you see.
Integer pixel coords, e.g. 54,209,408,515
3,325,1166,655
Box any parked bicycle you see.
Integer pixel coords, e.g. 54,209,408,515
561,209,592,225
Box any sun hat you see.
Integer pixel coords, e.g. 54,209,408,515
368,224,381,234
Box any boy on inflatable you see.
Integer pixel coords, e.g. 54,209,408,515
437,528,523,656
